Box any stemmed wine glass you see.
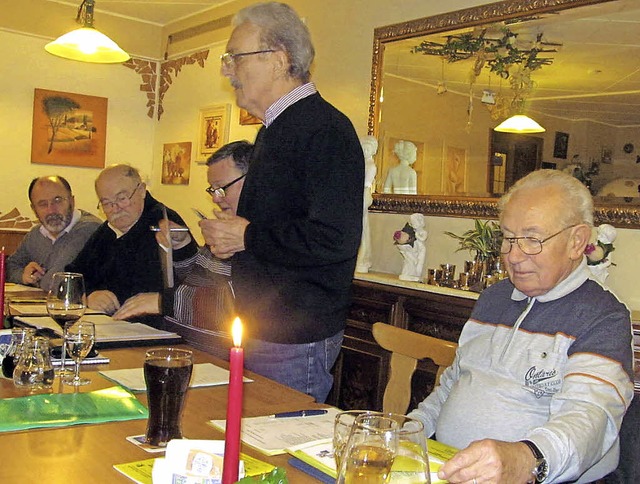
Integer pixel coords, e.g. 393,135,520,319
336,413,399,484
46,272,86,375
63,321,95,386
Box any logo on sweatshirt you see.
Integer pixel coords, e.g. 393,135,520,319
523,366,561,398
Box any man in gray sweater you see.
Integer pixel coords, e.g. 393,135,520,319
6,176,101,291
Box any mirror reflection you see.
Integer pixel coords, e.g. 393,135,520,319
373,0,640,204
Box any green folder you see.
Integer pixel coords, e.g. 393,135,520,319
0,386,148,432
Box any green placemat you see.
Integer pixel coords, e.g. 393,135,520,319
0,385,148,432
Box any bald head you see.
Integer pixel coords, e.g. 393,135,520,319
95,164,146,234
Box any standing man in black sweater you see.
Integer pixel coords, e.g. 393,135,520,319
201,2,364,402
67,164,197,329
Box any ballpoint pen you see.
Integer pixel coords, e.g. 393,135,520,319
149,226,189,232
272,409,328,418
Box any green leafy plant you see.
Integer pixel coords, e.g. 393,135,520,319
444,219,501,260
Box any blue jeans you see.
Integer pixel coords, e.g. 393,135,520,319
244,331,344,403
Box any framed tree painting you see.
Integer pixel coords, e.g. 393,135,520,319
553,131,569,159
31,88,107,168
197,104,229,160
161,142,191,185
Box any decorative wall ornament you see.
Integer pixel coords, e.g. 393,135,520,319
31,88,107,168
122,58,157,118
123,50,209,120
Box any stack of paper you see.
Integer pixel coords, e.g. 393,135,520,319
14,314,180,344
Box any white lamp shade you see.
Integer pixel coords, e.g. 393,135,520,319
45,27,130,64
494,114,545,133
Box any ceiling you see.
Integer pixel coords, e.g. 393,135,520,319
49,0,227,26
383,0,640,127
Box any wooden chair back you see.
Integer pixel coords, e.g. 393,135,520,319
372,322,457,415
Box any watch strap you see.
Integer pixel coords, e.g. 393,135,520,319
520,440,548,483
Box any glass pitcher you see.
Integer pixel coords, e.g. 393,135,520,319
1,327,36,379
14,336,54,389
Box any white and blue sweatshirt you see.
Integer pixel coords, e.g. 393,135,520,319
408,259,634,483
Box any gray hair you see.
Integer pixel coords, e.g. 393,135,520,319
498,169,594,226
234,2,314,82
206,140,253,174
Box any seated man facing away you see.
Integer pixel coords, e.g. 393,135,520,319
66,164,197,329
112,141,253,358
6,176,101,290
408,169,634,484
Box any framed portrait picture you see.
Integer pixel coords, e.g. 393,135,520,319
197,104,230,159
161,142,192,185
30,88,107,168
553,132,569,159
239,108,261,125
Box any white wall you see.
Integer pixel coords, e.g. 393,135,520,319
0,30,155,219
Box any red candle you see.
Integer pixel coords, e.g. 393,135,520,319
222,317,244,484
0,247,5,326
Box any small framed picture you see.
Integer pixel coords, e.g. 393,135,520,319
197,104,230,160
553,132,569,159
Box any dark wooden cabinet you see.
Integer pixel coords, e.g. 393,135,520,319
326,273,477,411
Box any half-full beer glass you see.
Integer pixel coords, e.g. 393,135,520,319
144,348,193,447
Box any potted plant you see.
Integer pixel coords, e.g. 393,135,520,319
444,219,501,260
445,220,501,288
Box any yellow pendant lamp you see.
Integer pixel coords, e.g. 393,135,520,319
494,114,545,134
45,0,130,64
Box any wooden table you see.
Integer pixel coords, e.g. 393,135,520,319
0,345,326,483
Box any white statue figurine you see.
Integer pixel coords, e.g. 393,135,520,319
393,213,427,281
383,140,418,195
356,135,378,273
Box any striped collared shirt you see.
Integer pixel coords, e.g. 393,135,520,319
263,82,317,127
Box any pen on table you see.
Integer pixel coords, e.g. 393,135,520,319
149,226,190,232
271,409,328,418
192,207,208,220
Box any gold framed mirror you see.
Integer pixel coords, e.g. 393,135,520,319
368,0,640,228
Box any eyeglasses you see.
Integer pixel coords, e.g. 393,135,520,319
97,182,141,211
205,174,246,198
500,224,578,255
34,196,69,210
220,49,275,67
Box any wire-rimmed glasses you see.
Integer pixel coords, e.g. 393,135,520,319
205,174,246,198
220,49,275,67
97,182,141,211
499,224,578,255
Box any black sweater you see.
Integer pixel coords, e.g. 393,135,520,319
234,93,364,344
67,193,197,327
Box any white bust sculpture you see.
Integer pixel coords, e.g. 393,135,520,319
383,140,418,195
394,213,427,282
355,135,378,273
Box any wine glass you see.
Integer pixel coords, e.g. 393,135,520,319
334,410,382,471
336,413,399,484
62,321,95,386
46,272,86,375
387,415,431,484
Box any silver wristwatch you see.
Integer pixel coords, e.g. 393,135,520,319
521,440,549,483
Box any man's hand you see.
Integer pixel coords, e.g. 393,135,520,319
199,214,249,259
88,290,121,315
156,219,192,250
21,262,45,285
112,293,161,320
438,439,536,484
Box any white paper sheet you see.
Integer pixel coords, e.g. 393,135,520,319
99,362,253,392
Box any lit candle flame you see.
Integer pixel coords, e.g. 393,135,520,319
231,317,243,347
